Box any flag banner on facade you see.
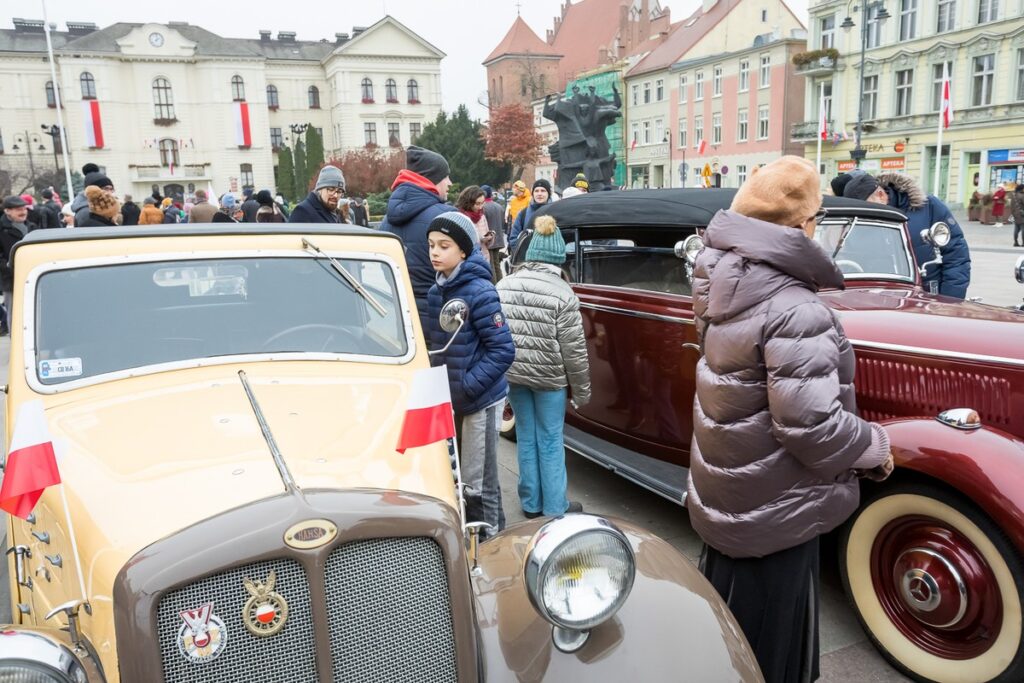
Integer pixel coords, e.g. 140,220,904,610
698,139,708,155
82,100,104,149
0,400,61,519
630,138,637,151
234,101,252,148
818,96,828,141
941,63,954,129
396,366,456,454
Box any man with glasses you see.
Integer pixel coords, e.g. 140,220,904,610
289,165,346,224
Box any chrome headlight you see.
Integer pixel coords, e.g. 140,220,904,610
0,629,102,682
523,515,636,631
921,221,951,248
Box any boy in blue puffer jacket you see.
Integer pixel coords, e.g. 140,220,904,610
426,212,515,537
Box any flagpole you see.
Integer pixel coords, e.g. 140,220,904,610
816,82,824,182
42,0,74,200
933,114,944,199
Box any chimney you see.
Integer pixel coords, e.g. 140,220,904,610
277,31,296,42
12,18,45,33
352,26,367,37
335,32,349,44
259,30,272,42
547,29,554,42
65,22,99,37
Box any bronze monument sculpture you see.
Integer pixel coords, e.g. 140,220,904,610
543,84,622,193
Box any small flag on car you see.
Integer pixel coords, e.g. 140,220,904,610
396,366,456,454
0,400,61,520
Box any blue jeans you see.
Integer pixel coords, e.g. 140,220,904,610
508,384,568,516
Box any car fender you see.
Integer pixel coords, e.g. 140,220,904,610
472,517,763,683
882,418,1024,557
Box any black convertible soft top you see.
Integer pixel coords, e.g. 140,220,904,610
530,188,907,228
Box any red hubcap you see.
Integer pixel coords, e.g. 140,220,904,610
871,515,1002,659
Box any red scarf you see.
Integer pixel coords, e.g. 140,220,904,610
390,169,439,195
461,208,484,224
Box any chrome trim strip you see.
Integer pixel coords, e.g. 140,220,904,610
562,443,688,507
849,338,1024,368
579,302,695,325
238,369,298,493
23,249,417,394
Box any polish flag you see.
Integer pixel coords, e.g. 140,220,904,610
940,63,954,129
234,102,252,148
0,400,61,520
819,102,828,141
698,139,708,155
396,366,455,454
82,100,104,149
630,138,637,151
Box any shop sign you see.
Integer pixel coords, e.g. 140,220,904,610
988,149,1024,164
881,157,905,170
894,142,905,153
837,160,856,172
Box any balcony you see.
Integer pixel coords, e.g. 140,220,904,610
132,164,210,181
792,49,842,77
791,119,833,142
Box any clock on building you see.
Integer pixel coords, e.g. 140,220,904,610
149,32,164,47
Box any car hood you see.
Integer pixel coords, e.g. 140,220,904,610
821,286,1024,362
45,362,455,577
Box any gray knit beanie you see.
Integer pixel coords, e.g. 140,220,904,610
314,165,346,191
427,211,479,256
406,146,451,184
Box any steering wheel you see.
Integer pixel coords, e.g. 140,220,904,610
261,324,361,353
836,259,865,274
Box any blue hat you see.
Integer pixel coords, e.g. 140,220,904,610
222,194,237,209
481,184,493,199
525,215,565,265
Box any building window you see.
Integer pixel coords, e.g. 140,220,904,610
388,122,401,146
364,122,377,146
713,65,723,96
678,75,687,102
761,8,768,21
737,108,748,141
361,78,373,103
656,79,664,101
757,105,769,139
80,72,96,100
631,84,639,105
655,118,664,144
694,116,703,147
759,55,771,88
153,77,174,120
937,0,956,32
631,122,640,145
642,120,651,144
410,122,421,144
308,85,320,109
695,71,704,100
270,127,283,149
972,54,995,106
866,6,883,48
739,60,750,91
895,69,914,116
820,81,834,120
737,164,747,185
978,0,998,23
932,61,953,110
408,79,420,103
643,81,651,104
385,79,398,103
820,15,835,49
45,80,59,108
899,0,917,40
231,75,245,102
712,112,722,144
862,74,879,119
1017,49,1024,101
240,163,254,191
677,119,687,148
267,85,279,109
159,138,179,167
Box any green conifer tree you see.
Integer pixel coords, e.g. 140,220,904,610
276,146,296,203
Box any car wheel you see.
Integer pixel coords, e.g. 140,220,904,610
840,484,1024,683
500,397,516,442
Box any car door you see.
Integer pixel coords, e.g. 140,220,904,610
564,226,701,468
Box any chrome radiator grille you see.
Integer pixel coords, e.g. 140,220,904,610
325,537,458,683
157,558,317,683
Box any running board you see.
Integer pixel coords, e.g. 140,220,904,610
563,425,688,506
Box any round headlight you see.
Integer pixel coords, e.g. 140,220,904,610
925,222,951,248
523,515,636,631
0,662,69,682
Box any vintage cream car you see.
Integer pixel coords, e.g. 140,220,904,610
1,224,760,682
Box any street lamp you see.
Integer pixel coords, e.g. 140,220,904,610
841,2,890,167
664,130,673,188
41,124,65,195
289,123,309,139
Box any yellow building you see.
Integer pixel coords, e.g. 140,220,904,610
794,0,1024,207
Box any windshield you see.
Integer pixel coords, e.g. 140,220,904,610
813,219,914,281
34,256,409,385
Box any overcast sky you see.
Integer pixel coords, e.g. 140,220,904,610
5,0,809,119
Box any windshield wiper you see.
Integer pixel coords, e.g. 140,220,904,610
831,217,858,260
302,237,387,317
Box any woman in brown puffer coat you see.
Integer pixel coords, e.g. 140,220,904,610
688,156,893,683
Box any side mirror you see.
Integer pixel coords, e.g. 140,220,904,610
1015,255,1024,285
920,222,951,249
674,234,704,264
439,298,468,333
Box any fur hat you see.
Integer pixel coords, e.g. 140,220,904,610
730,156,820,228
427,211,479,257
525,215,566,265
406,146,450,185
85,186,120,219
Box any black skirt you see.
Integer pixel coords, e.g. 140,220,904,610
700,537,820,683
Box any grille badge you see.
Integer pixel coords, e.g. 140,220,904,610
242,571,289,638
284,519,338,550
178,602,227,662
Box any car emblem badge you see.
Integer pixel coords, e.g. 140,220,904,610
178,602,227,662
284,518,338,550
242,570,289,637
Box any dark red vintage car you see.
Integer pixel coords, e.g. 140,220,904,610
507,189,1024,683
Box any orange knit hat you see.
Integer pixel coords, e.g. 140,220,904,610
85,186,121,219
730,156,820,228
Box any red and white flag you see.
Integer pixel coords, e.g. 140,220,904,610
630,138,638,151
0,400,61,520
82,100,104,149
234,102,252,148
819,98,828,141
396,366,455,454
940,63,954,129
698,138,708,155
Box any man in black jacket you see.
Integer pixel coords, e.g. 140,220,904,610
0,196,38,333
37,189,63,229
120,194,141,226
240,188,260,223
288,166,345,224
